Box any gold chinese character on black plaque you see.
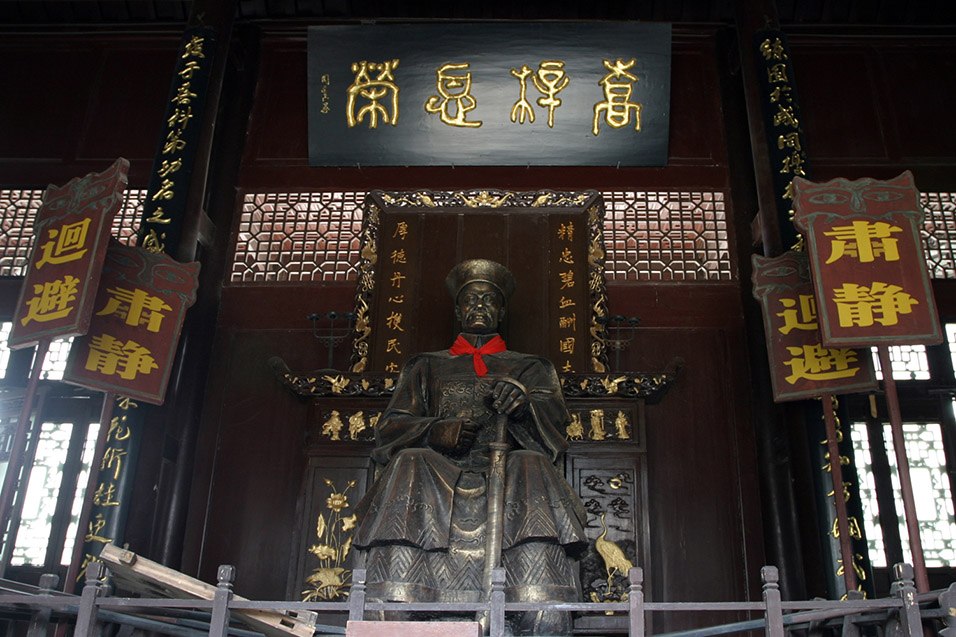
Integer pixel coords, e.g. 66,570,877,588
425,63,482,128
347,59,401,129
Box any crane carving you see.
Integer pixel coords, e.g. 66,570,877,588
594,513,634,590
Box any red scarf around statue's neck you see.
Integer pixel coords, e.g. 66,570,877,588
449,334,507,377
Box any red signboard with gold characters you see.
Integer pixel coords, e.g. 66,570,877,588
752,251,878,402
62,240,199,405
792,172,943,348
8,159,129,350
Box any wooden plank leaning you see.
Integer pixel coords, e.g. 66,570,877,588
98,543,316,637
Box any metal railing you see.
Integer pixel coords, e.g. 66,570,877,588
0,562,953,637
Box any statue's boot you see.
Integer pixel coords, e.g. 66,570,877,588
503,541,577,635
511,607,571,636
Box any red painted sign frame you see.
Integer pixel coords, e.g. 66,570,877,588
62,240,199,405
8,159,129,349
792,172,942,348
752,251,878,402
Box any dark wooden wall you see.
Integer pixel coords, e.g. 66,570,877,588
0,33,179,187
180,26,768,634
790,33,956,187
1,20,955,632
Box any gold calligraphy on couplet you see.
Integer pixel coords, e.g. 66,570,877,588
77,395,138,583
142,33,207,253
555,221,577,373
382,220,410,373
819,397,868,598
758,35,807,225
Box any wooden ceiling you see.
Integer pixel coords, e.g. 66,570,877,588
2,0,955,26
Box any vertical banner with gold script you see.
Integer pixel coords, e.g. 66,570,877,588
752,30,807,249
8,159,129,350
752,251,878,402
62,240,200,404
139,27,216,255
792,172,942,348
71,394,141,587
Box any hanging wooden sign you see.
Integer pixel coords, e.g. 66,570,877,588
62,240,199,405
752,251,878,401
792,172,942,347
8,159,129,350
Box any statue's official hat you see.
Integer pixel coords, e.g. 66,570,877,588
446,259,516,302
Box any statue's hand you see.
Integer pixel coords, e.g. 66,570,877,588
490,378,529,416
427,418,479,454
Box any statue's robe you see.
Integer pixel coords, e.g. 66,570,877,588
354,345,588,619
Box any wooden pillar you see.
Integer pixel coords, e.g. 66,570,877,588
730,0,809,600
145,0,240,569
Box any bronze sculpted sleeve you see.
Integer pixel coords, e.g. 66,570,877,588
356,351,586,546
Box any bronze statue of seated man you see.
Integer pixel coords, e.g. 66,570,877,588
354,259,587,635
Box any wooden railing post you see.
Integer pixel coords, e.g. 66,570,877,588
348,568,367,623
627,566,644,637
74,562,106,637
939,583,956,637
891,563,924,637
841,588,864,637
208,565,235,637
26,573,58,637
490,567,506,637
761,565,784,637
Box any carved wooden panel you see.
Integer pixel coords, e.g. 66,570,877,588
566,444,648,614
306,398,385,446
565,399,644,446
287,450,373,602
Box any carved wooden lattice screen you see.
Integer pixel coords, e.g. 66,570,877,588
350,189,609,374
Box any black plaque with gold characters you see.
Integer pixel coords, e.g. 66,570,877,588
308,22,670,166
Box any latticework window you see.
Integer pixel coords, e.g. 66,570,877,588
602,190,730,280
0,189,44,277
232,192,367,282
231,190,734,283
852,421,956,568
922,193,956,279
0,188,144,276
1,187,954,283
870,344,931,381
40,338,74,381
